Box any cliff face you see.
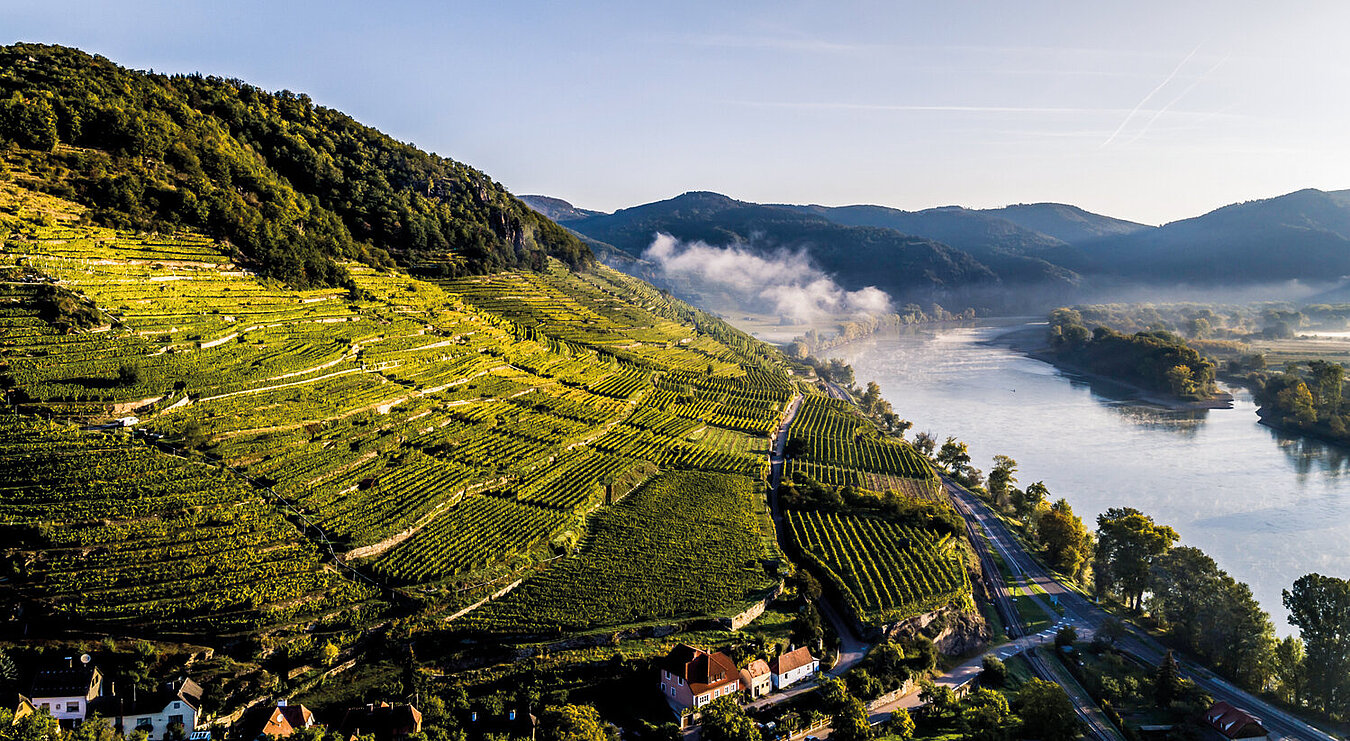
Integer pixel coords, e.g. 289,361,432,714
885,605,989,655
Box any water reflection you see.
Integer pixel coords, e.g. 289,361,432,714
1269,427,1350,477
824,320,1350,635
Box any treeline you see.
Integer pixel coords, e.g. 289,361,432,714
1249,359,1350,440
1048,308,1218,399
0,43,590,288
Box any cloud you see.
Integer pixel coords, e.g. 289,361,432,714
641,233,891,324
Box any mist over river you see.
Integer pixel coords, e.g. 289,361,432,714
825,320,1350,635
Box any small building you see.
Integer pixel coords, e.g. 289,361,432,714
237,700,318,740
1203,702,1270,740
336,703,422,741
768,647,818,690
739,660,772,700
657,644,742,718
8,694,36,724
29,659,104,728
97,677,203,741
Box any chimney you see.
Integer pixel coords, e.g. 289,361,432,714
65,657,74,668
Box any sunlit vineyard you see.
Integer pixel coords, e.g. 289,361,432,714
460,471,781,636
0,416,374,632
786,509,969,624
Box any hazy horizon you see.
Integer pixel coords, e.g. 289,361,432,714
5,1,1349,225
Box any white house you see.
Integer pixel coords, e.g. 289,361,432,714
29,659,104,727
768,647,818,690
99,677,203,741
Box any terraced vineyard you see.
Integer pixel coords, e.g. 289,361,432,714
0,416,374,633
0,175,801,636
460,471,780,636
787,395,944,500
786,509,969,624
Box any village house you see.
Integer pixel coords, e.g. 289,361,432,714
336,702,423,741
657,644,742,720
738,659,772,700
1203,702,1270,740
237,700,319,741
94,677,203,741
768,647,818,690
28,658,104,728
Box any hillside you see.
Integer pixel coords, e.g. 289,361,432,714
978,202,1154,244
1063,188,1350,284
0,43,590,289
0,171,959,646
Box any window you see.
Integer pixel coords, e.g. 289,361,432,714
40,704,49,712
67,702,80,713
670,687,676,697
173,702,182,710
169,715,184,727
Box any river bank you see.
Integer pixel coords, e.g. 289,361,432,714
987,323,1234,411
816,320,1350,636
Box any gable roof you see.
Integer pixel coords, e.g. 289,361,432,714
337,703,422,740
93,676,205,718
660,644,740,695
1204,701,1268,739
769,647,816,675
30,665,99,698
239,702,316,739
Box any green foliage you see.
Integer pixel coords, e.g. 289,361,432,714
1153,651,1182,707
1049,309,1218,399
1014,679,1078,741
1036,498,1091,578
537,705,609,741
0,43,591,287
1284,573,1350,718
1150,546,1275,690
699,698,757,741
979,655,1006,687
829,696,873,741
957,687,1010,741
1094,507,1178,610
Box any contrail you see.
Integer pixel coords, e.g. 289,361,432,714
1122,52,1231,146
1100,43,1202,148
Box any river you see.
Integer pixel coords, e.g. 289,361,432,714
822,320,1350,635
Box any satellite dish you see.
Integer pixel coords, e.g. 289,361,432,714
80,654,93,665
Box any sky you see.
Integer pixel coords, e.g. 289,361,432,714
5,1,1349,225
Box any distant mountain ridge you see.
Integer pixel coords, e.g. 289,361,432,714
530,188,1350,310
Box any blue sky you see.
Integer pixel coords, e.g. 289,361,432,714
6,1,1348,224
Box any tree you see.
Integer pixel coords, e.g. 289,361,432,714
830,696,872,741
1153,651,1182,707
845,670,882,701
1054,625,1077,649
118,361,142,386
1016,679,1079,741
888,707,915,740
917,680,959,721
1284,573,1350,717
1166,364,1196,396
1016,480,1049,520
936,437,970,473
1273,635,1307,707
538,705,609,741
1095,508,1178,609
1308,360,1344,418
979,655,1006,687
958,687,1010,741
1037,499,1091,578
1150,546,1275,690
0,93,59,151
911,431,936,458
817,677,850,712
986,455,1017,508
861,382,883,415
698,698,756,741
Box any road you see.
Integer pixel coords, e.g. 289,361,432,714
946,479,1337,741
943,476,1124,740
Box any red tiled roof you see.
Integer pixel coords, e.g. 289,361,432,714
770,647,816,675
661,644,741,695
1204,702,1268,739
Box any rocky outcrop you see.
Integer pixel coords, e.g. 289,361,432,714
884,605,988,656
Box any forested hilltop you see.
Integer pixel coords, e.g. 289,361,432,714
0,43,589,288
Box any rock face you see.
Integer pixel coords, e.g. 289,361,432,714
885,605,988,655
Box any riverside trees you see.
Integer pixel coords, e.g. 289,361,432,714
1283,573,1350,718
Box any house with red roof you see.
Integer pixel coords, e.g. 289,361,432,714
657,644,742,721
768,647,818,690
1203,701,1270,739
236,700,319,741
